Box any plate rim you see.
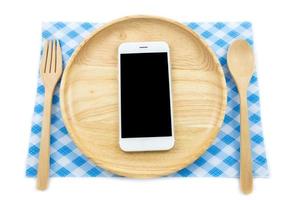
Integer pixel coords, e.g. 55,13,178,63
59,15,227,178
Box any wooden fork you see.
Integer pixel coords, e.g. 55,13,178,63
37,40,63,190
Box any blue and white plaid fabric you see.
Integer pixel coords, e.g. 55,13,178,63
26,21,269,177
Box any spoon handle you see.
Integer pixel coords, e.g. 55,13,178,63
239,88,253,194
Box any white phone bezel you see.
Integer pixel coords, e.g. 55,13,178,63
118,41,175,152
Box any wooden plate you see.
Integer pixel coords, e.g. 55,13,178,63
60,15,227,178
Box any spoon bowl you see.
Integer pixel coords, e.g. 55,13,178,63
228,40,255,83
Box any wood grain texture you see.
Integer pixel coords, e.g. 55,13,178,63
60,15,227,178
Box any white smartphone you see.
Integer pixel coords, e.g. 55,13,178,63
118,41,175,152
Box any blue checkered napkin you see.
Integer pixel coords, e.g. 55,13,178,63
26,21,268,177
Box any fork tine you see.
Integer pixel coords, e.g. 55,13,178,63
45,40,53,73
40,41,49,74
49,40,56,73
55,40,62,74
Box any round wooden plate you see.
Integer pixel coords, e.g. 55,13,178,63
60,15,227,178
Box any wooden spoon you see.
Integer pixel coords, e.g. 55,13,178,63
227,39,255,194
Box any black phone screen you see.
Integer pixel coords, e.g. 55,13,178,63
120,52,172,138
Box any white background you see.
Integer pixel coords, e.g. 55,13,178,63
0,0,299,199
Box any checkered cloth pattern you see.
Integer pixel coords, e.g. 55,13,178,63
26,21,269,177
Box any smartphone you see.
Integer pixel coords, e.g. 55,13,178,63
118,41,175,152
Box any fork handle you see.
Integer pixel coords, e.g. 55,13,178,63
37,87,54,190
239,89,253,194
